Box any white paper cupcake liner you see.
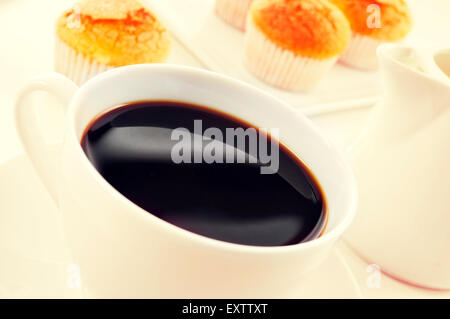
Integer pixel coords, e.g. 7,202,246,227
339,33,383,71
244,19,337,92
215,0,253,31
54,37,113,86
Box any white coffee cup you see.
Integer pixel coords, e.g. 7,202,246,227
15,64,356,298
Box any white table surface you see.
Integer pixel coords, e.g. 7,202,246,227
1,0,450,299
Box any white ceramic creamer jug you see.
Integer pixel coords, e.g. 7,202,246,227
345,44,450,290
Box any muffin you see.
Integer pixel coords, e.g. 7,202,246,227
244,0,350,92
215,0,253,31
55,0,171,85
329,0,412,70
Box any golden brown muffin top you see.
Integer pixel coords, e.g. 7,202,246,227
56,0,171,66
328,0,412,41
76,0,144,19
250,0,351,59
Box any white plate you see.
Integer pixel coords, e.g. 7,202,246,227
149,0,381,108
149,0,450,113
0,154,361,299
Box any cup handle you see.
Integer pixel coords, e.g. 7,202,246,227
14,72,78,203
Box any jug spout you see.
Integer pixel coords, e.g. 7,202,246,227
433,48,450,81
377,44,450,137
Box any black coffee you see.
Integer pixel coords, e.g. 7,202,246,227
81,101,326,246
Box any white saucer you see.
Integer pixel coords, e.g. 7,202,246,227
0,154,83,298
0,154,361,299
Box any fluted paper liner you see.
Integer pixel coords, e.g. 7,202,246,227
55,37,113,86
244,19,337,92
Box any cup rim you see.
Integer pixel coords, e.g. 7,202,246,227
66,64,357,254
